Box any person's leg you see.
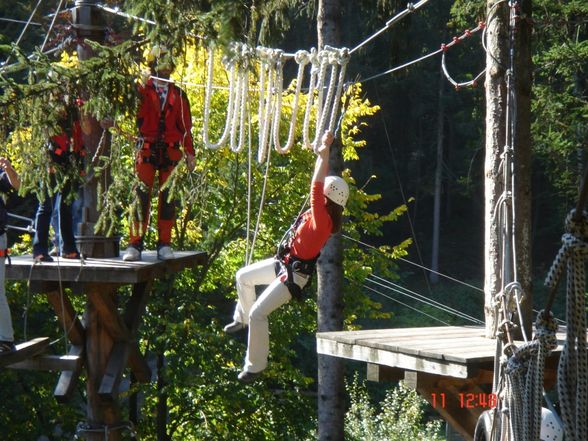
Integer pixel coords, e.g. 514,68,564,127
71,189,84,236
129,161,156,249
157,165,175,247
58,185,78,256
232,258,279,325
50,196,60,253
32,193,54,258
0,233,13,346
244,277,292,373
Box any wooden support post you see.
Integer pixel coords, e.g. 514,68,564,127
85,284,122,441
46,290,86,345
0,337,50,368
404,371,487,441
54,345,85,403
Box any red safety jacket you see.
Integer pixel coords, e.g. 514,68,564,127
50,119,85,158
290,181,333,261
137,79,194,156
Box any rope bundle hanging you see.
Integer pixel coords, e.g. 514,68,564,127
301,46,350,152
256,47,283,163
272,49,310,154
202,43,251,151
544,209,588,441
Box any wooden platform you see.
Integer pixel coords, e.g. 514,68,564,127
317,325,565,440
6,251,207,284
317,325,564,379
5,250,207,441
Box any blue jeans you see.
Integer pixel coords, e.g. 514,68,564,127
33,191,78,256
51,190,83,245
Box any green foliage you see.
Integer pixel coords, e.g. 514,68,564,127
345,375,444,441
532,1,588,201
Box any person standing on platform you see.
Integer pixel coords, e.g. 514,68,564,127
32,97,84,262
223,131,349,383
0,157,20,353
122,45,195,262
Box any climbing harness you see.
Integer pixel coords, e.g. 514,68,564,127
275,210,318,301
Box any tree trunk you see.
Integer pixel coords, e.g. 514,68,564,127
316,1,345,440
513,0,533,339
431,68,445,285
484,0,532,338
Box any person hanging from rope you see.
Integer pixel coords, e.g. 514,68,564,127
0,157,20,354
32,93,84,262
122,45,195,261
223,130,349,383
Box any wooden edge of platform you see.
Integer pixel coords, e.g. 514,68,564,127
0,337,50,368
317,336,473,378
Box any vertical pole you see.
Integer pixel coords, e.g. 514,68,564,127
73,1,117,258
86,287,122,441
316,1,345,440
484,0,508,338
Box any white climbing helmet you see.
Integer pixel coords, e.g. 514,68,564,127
540,407,563,441
324,176,349,207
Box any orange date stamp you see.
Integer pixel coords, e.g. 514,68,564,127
430,392,497,409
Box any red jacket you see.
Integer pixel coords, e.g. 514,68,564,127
137,79,195,156
50,119,85,157
290,182,333,260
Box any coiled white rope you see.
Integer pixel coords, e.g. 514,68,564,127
272,50,310,154
202,46,238,150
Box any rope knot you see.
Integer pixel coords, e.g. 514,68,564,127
545,209,588,289
534,309,558,351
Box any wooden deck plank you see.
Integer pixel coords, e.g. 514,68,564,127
0,337,50,368
6,251,207,284
317,326,569,377
317,337,473,378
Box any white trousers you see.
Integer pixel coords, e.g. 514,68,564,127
0,233,13,342
232,257,308,373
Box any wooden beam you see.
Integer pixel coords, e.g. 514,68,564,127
8,354,82,371
124,281,153,333
6,251,207,284
366,363,405,383
404,371,485,441
99,342,128,401
54,345,85,403
128,344,151,383
88,287,131,342
46,291,85,346
0,337,50,368
317,337,474,378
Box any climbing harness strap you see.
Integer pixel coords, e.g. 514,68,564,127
136,139,180,170
275,212,318,300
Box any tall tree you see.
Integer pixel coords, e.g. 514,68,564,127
484,0,532,337
316,1,345,440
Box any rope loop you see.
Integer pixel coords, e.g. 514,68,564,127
545,209,588,289
534,309,558,351
294,49,310,65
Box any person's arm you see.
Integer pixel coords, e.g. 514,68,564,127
177,87,195,171
311,131,334,185
0,157,20,190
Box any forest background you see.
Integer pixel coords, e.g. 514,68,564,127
0,0,586,440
